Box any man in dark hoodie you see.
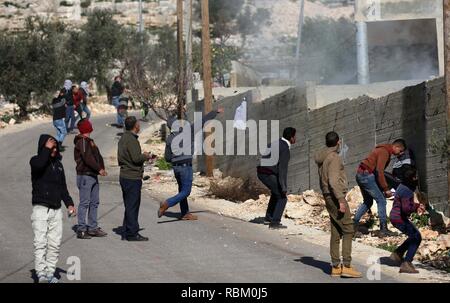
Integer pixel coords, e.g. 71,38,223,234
315,131,361,278
158,107,224,220
30,135,76,283
74,119,108,239
353,139,406,237
256,127,296,230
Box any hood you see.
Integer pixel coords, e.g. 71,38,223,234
80,81,89,94
37,134,61,159
64,80,72,91
314,145,339,165
375,144,393,154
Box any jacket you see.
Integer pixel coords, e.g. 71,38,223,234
30,134,74,209
111,81,124,97
74,135,105,176
257,138,290,193
390,184,419,225
360,144,393,192
52,96,66,121
72,90,84,109
118,131,147,180
62,88,74,106
164,111,218,165
314,145,348,201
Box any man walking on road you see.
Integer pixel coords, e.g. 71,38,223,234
30,135,76,283
256,127,296,230
353,139,406,237
315,131,362,278
118,116,152,241
111,76,125,128
74,119,108,239
52,91,67,152
80,81,92,119
62,80,76,133
158,107,224,220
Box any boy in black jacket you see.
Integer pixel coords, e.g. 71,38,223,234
30,134,76,283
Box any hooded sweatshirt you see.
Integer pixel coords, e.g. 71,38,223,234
314,145,348,200
360,144,393,192
80,82,89,105
74,135,105,176
30,134,74,209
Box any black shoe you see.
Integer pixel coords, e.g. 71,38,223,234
77,231,92,239
126,233,149,241
269,223,287,229
379,223,398,237
264,216,272,225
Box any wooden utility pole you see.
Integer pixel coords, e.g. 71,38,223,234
177,0,185,119
201,0,214,177
444,0,450,213
185,0,194,104
294,0,305,80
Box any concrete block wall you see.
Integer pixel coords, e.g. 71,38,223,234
188,78,449,214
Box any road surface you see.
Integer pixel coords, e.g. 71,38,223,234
0,114,400,283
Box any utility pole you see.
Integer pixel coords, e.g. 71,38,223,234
177,0,185,119
138,0,143,33
294,0,305,81
443,0,450,214
185,0,194,104
201,0,214,177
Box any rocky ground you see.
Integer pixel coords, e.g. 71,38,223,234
134,122,450,276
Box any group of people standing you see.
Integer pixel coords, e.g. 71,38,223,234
51,80,91,152
257,129,424,277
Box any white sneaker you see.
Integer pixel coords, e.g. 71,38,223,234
37,275,48,283
47,276,60,283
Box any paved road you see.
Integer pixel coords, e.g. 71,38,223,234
0,114,400,283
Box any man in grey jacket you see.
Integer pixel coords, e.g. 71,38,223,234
118,116,152,241
257,127,296,229
158,107,224,220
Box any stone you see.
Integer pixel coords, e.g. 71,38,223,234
285,203,314,219
420,229,439,240
302,190,324,206
8,118,15,125
213,168,223,179
437,234,450,249
345,186,363,211
287,194,303,203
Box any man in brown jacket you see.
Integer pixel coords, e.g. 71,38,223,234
353,139,406,237
315,131,361,278
74,119,108,239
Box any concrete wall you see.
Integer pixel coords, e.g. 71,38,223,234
188,77,449,215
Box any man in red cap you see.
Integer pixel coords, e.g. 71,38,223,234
74,119,108,239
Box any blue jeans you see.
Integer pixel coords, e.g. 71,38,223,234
53,119,67,144
112,96,123,126
354,172,387,225
120,178,142,237
393,220,422,262
167,165,193,216
65,105,76,131
77,175,100,232
82,104,91,119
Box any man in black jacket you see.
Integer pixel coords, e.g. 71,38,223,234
257,127,296,229
30,134,76,283
52,91,67,152
111,76,125,128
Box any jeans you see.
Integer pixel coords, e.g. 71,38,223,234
77,175,100,232
31,205,63,278
53,119,67,144
112,96,124,126
167,165,193,216
393,220,422,262
120,178,142,237
354,172,387,225
257,173,287,224
82,104,91,120
65,105,76,131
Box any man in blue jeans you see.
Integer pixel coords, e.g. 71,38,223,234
61,80,76,133
111,76,125,128
159,107,224,220
353,140,406,237
52,92,67,152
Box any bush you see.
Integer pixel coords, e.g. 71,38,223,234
377,243,398,253
155,158,172,170
80,0,92,9
411,212,430,228
60,1,74,7
209,177,269,202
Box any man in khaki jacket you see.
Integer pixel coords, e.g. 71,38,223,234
314,131,361,278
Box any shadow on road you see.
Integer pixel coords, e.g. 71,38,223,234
249,217,269,225
157,211,207,224
379,256,400,267
295,256,331,275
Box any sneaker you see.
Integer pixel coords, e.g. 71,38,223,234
331,265,342,277
180,213,198,221
268,223,287,230
87,228,108,237
37,275,48,283
399,261,419,274
77,231,92,239
341,266,362,278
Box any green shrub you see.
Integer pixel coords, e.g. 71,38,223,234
155,158,172,170
410,213,430,229
377,243,397,253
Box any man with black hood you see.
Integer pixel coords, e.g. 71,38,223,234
30,135,76,283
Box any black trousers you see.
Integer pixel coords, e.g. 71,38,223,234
257,173,287,223
120,178,142,237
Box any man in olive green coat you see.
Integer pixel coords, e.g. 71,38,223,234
118,116,152,241
314,131,361,278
